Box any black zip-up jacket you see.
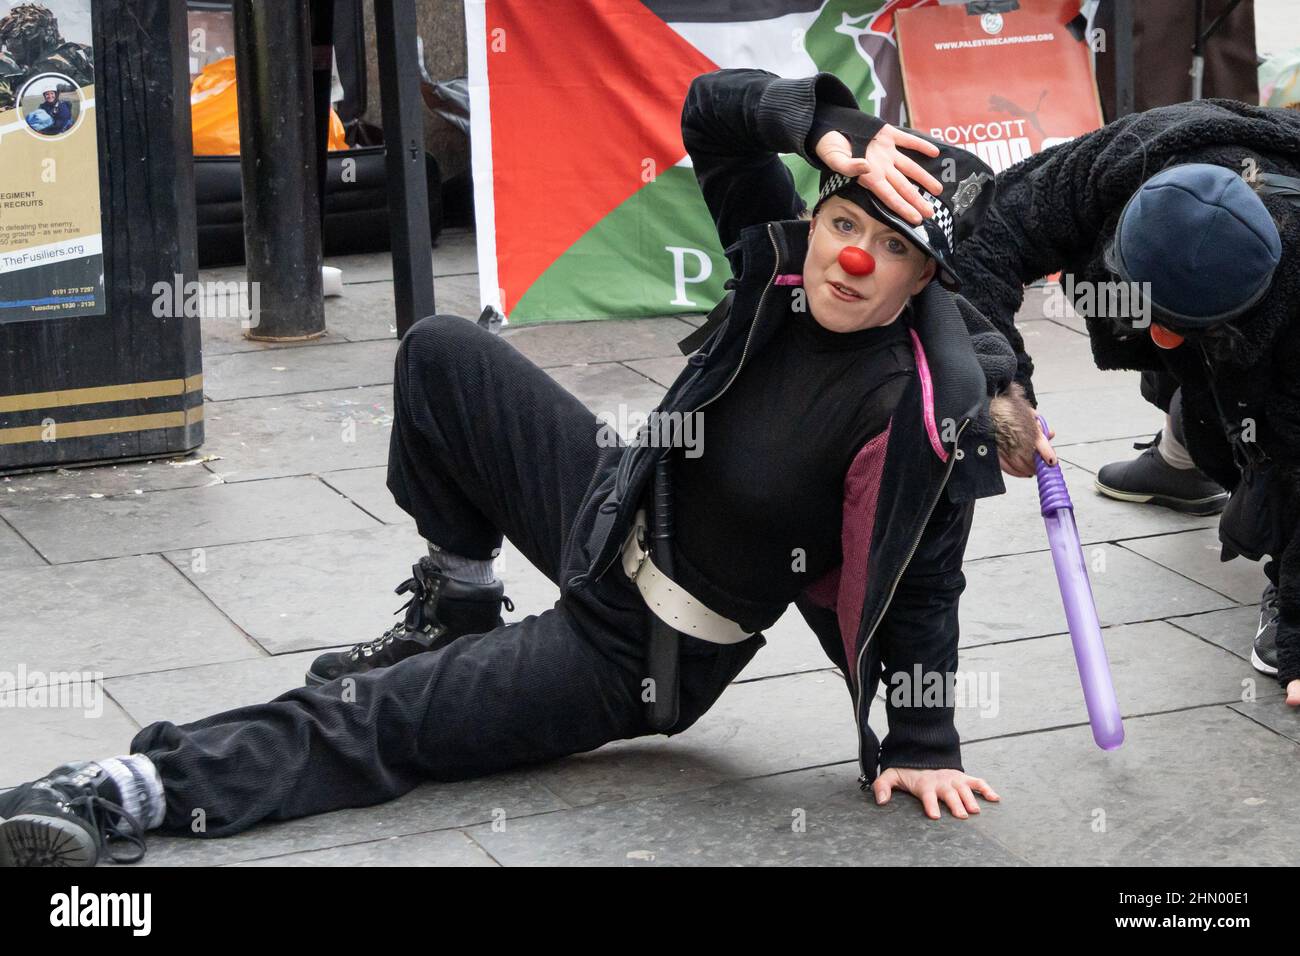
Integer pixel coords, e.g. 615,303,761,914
953,99,1300,685
560,68,1018,784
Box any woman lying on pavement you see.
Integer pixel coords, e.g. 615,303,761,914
0,67,1051,867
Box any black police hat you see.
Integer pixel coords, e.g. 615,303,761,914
811,112,996,291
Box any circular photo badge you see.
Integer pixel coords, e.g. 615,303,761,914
17,72,84,139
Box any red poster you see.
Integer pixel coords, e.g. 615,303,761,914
896,0,1103,173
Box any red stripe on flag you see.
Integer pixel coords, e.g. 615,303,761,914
486,0,718,310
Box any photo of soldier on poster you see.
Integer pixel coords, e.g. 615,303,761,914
0,1,92,112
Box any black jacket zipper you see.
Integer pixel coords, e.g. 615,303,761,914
853,417,969,788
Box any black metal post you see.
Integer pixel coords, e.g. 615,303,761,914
232,0,326,340
1113,0,1135,117
374,0,435,337
311,0,336,233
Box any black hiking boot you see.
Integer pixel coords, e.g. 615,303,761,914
0,761,146,867
305,556,512,686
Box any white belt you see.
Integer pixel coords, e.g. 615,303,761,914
621,508,754,645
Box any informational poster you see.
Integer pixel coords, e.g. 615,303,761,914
0,0,103,322
895,0,1103,174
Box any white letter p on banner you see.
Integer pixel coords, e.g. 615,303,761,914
664,246,712,307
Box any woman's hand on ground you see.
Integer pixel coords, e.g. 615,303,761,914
813,124,942,225
1287,679,1300,707
872,767,1000,820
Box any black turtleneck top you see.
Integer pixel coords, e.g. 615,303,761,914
670,305,915,633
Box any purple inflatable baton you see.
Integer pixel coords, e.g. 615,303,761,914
1035,415,1125,750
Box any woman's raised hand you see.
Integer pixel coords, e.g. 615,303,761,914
813,124,944,226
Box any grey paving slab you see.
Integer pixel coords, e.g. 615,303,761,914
140,772,567,867
3,476,378,563
200,385,393,482
281,275,481,346
960,544,1234,645
162,524,432,654
311,280,402,343
1167,604,1261,663
0,554,260,678
469,761,1023,866
547,362,668,419
967,461,1214,561
623,355,687,389
742,605,840,682
1230,697,1300,745
1031,384,1164,445
953,621,1280,745
429,272,485,321
501,316,696,369
318,466,409,524
1122,528,1267,604
528,670,855,808
427,227,479,277
203,339,398,401
963,706,1300,865
493,540,562,616
0,454,222,508
0,686,142,788
1055,435,1163,475
0,516,43,569
231,829,499,867
104,651,314,727
199,310,349,357
162,522,557,656
324,229,475,281
1014,320,1116,395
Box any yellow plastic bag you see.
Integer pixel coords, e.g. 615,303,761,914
191,56,346,156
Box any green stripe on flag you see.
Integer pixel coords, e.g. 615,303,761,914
510,157,821,325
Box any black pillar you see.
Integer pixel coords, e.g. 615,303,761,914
1112,0,1135,117
310,0,335,233
232,0,327,340
374,0,435,337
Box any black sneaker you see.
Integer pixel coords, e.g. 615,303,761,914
0,762,146,867
305,556,512,686
1095,432,1230,516
1251,583,1280,677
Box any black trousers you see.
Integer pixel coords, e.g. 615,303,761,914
131,315,763,838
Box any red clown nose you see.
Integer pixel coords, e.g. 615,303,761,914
838,246,875,276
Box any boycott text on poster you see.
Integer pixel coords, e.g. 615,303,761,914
895,0,1103,173
0,0,103,322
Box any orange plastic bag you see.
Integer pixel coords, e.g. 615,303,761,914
191,56,346,156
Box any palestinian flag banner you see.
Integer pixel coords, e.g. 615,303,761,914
895,0,1102,172
465,0,938,325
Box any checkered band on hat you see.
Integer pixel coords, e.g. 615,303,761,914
917,188,954,252
817,172,852,207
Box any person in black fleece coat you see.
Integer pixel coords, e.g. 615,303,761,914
953,98,1300,702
